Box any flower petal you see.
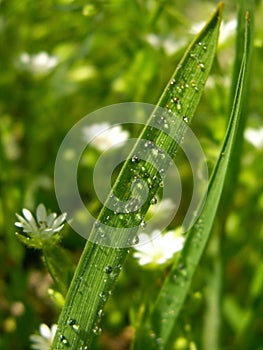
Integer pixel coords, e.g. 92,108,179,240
52,213,67,229
36,204,47,223
39,323,51,339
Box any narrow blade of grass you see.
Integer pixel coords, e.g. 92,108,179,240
51,4,223,349
219,0,254,214
132,11,250,350
203,2,254,349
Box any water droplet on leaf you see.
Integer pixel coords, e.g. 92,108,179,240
104,265,113,274
140,220,147,229
92,326,102,335
183,115,189,123
150,197,157,205
59,335,69,345
131,155,140,163
132,235,139,245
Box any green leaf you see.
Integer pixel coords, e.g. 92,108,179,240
219,0,254,214
51,4,223,349
132,9,251,350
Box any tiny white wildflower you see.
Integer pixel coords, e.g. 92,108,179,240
133,229,185,267
244,127,263,150
219,19,237,45
145,33,186,55
30,323,57,350
14,204,67,248
82,122,129,152
19,52,58,74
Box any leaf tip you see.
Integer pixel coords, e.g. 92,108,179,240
218,2,224,10
245,10,250,21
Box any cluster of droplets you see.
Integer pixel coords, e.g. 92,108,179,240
92,325,102,336
93,221,111,245
164,39,208,123
192,217,203,247
164,78,189,121
59,334,70,347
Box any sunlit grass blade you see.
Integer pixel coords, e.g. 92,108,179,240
51,4,222,349
203,2,254,349
132,11,251,350
219,0,254,214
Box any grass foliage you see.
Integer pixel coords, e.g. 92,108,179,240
1,1,263,350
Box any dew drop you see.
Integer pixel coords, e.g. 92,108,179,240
105,215,111,221
157,115,170,130
132,235,139,245
203,45,207,51
68,318,76,326
190,81,199,92
99,291,107,301
144,140,155,149
159,168,165,177
183,115,189,123
198,62,205,71
98,309,104,318
73,324,80,332
59,335,69,345
172,97,182,110
159,180,164,188
94,221,101,228
150,197,158,205
140,220,147,229
104,265,113,274
131,155,140,163
92,325,102,335
115,264,122,272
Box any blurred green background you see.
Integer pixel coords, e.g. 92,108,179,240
1,0,263,349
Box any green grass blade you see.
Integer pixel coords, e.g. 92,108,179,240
51,4,223,349
204,2,254,349
132,10,251,350
219,0,254,215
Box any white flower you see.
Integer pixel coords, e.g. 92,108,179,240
19,52,58,74
30,323,57,350
219,19,237,46
133,229,185,267
15,204,67,248
145,33,186,55
82,122,129,152
244,127,263,149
